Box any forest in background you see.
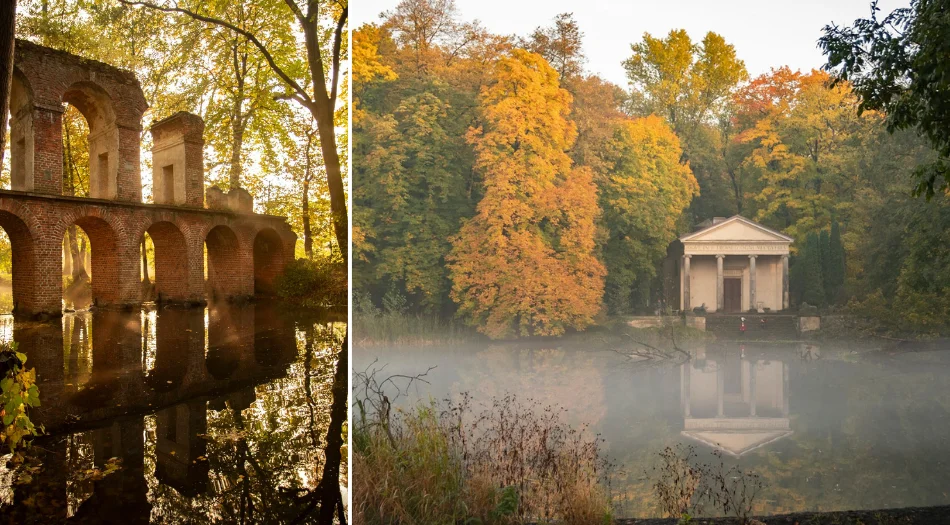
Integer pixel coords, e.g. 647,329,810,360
0,0,349,308
354,0,950,338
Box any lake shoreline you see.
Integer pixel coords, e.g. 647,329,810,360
612,504,950,524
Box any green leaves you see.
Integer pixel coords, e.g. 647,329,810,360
0,342,42,454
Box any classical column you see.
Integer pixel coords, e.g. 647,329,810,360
782,254,790,310
716,254,725,312
682,255,691,311
749,255,757,312
716,362,725,417
749,360,757,417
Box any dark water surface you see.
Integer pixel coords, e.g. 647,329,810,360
357,338,950,517
0,303,346,524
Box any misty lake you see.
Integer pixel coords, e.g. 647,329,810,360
356,336,950,517
0,303,346,524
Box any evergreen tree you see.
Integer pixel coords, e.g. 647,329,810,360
802,232,825,306
828,220,846,302
820,229,832,302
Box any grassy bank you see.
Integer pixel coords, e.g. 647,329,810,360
353,369,614,524
353,312,475,347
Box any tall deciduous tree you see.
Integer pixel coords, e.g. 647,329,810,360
598,115,698,314
447,50,605,338
122,0,350,263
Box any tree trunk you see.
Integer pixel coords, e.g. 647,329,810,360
69,227,88,282
141,237,149,282
0,0,15,168
228,106,244,190
302,177,312,259
301,17,348,264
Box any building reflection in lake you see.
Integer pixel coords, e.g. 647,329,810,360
0,303,346,524
680,345,792,457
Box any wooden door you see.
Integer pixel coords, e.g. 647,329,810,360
724,278,742,313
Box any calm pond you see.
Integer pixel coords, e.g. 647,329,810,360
0,303,347,524
356,337,950,517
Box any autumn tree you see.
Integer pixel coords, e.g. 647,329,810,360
624,29,747,221
524,12,585,81
447,50,605,338
598,115,698,314
0,0,14,168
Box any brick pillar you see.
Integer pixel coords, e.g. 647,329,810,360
116,125,143,202
150,112,205,208
32,235,63,315
30,105,63,196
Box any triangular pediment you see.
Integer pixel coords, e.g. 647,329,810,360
681,429,793,457
680,216,793,243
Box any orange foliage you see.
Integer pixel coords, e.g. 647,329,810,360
447,50,605,339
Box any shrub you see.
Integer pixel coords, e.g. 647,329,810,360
275,258,346,309
0,342,42,457
353,366,615,525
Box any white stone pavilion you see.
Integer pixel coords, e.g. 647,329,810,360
678,216,793,313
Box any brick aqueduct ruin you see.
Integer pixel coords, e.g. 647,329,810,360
5,40,296,316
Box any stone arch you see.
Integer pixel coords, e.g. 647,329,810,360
144,221,190,303
62,81,119,200
205,224,244,302
253,227,285,296
58,209,125,307
0,207,36,314
9,67,34,192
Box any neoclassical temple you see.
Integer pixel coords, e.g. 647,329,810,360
671,216,793,313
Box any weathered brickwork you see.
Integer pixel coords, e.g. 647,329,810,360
7,41,296,316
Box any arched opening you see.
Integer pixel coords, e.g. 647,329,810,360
0,210,36,315
62,82,118,200
142,221,189,303
253,228,285,296
205,225,241,302
4,68,34,191
63,216,119,310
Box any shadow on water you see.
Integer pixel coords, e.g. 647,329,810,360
0,301,347,524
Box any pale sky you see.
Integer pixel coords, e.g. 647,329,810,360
353,0,910,87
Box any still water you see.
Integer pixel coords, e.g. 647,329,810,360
0,303,346,524
357,337,950,517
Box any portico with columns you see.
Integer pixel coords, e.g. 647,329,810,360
678,216,793,313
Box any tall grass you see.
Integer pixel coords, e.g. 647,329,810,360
353,368,614,524
353,312,474,347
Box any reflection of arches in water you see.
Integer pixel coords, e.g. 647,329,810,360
73,418,151,522
155,400,209,497
146,308,205,392
70,310,141,409
681,352,791,457
254,304,296,367
205,306,250,380
205,225,242,302
144,221,190,303
253,228,284,296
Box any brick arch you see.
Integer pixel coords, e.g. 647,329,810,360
57,208,126,306
205,224,244,302
253,227,286,296
0,208,37,314
145,221,190,303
